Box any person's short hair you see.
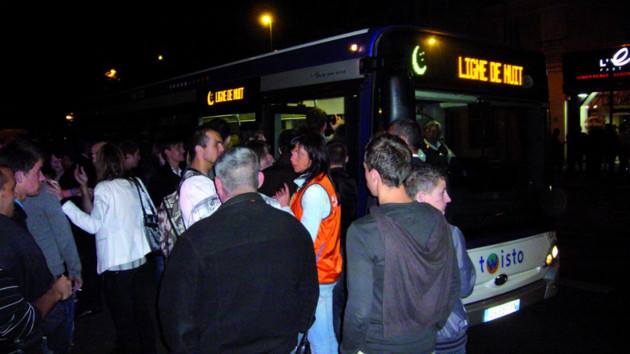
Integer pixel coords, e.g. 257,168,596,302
424,120,442,132
189,126,218,159
278,129,300,155
0,138,43,174
305,108,328,133
245,140,270,161
364,133,411,187
404,164,445,199
327,141,348,166
0,164,12,190
215,147,259,196
95,143,126,181
118,140,140,156
388,118,422,151
333,123,346,140
206,118,231,142
239,123,265,143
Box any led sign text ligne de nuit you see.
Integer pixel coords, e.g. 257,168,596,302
457,56,523,86
207,87,245,106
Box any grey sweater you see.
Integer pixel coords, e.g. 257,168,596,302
22,184,82,278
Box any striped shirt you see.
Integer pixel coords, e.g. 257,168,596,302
0,267,38,344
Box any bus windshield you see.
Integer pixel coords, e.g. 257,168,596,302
414,90,552,243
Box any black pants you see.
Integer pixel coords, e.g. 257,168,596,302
73,226,103,315
103,262,157,354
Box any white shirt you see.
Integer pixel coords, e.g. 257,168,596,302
179,174,221,229
294,176,331,243
62,179,151,274
170,165,182,177
258,193,294,216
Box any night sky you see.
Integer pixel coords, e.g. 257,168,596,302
9,0,604,128
1,3,388,123
0,1,534,131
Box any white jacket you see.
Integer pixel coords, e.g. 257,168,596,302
62,178,151,274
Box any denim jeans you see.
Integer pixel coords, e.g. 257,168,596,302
39,295,74,354
308,282,338,354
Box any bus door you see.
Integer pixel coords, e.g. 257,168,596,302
262,95,357,164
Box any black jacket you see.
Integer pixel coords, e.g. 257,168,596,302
149,164,183,206
259,155,298,197
0,215,53,352
329,167,358,241
159,192,319,354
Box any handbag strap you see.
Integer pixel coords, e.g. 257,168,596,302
138,178,157,214
132,178,149,218
133,177,157,216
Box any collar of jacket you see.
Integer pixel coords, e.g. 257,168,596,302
220,192,264,209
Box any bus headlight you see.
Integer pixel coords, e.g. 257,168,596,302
545,254,553,266
544,244,559,267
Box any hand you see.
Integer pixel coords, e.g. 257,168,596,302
70,276,83,293
274,183,290,207
46,179,63,201
74,166,89,186
52,275,73,301
62,188,83,199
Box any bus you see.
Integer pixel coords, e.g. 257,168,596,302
81,25,559,325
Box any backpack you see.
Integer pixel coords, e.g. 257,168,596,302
157,169,202,257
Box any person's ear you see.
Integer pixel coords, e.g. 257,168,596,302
14,171,24,184
194,145,203,157
415,191,425,203
257,172,264,189
215,176,227,202
367,168,379,185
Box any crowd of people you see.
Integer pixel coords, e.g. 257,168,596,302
0,110,474,354
564,121,630,178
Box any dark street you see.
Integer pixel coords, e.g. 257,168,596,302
468,173,629,353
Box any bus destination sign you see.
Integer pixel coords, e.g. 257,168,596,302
457,56,523,86
207,87,245,106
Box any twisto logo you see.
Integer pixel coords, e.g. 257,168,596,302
479,249,525,274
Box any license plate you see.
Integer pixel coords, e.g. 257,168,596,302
483,299,521,322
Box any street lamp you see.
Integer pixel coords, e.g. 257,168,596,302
104,68,118,81
259,13,273,51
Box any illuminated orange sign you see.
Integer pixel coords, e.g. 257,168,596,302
207,87,245,106
457,56,523,86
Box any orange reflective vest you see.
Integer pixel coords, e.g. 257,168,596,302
291,173,342,284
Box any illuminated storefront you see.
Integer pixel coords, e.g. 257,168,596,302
563,45,630,171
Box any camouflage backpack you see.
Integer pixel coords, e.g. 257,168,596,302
157,169,202,257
